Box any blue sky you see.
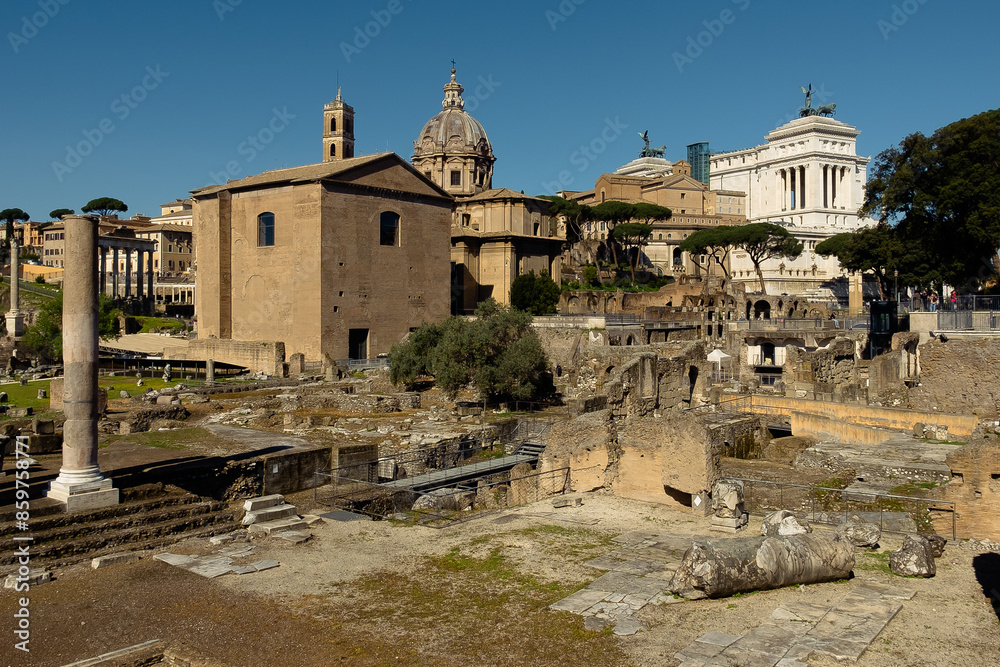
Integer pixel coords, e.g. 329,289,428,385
1,0,997,220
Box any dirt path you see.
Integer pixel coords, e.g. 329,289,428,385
8,493,998,666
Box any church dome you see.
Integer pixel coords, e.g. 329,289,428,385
412,67,496,196
414,68,493,156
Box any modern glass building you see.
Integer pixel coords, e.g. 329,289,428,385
687,142,711,185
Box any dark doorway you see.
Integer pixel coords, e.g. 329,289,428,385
348,328,369,360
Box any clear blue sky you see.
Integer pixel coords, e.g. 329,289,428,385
1,0,997,220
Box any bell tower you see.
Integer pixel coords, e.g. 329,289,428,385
323,88,355,162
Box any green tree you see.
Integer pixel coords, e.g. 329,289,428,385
510,270,560,315
388,322,442,388
860,108,1000,291
590,200,636,270
537,196,593,265
583,264,599,288
732,222,803,295
82,197,128,217
21,292,121,362
679,226,737,279
389,299,550,402
816,225,936,300
612,222,653,282
0,208,29,252
49,208,74,220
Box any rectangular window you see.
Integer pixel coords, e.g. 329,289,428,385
450,170,461,186
379,211,399,246
258,212,275,247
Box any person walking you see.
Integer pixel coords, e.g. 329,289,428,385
950,290,958,311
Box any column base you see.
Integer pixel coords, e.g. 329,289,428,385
46,477,119,512
5,312,23,337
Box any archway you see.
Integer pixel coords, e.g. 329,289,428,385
753,300,771,319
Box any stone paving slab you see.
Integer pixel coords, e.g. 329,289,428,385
674,584,914,666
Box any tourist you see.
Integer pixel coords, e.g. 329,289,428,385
929,292,938,312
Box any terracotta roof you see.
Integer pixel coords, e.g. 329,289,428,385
190,153,451,199
462,187,548,203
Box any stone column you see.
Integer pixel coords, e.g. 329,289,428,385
99,246,107,296
206,358,215,385
112,246,119,298
124,248,132,300
147,250,154,301
136,249,144,300
6,238,24,337
848,270,864,317
47,215,119,511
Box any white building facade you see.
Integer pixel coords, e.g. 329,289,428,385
710,115,875,297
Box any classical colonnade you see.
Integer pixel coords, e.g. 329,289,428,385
776,164,851,211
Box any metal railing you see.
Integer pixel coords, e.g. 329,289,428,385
912,295,1000,312
336,358,389,370
747,318,835,331
725,477,956,539
313,465,569,527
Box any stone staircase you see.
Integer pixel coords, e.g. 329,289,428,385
241,494,309,535
0,484,237,572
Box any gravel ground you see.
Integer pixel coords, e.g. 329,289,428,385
6,492,999,666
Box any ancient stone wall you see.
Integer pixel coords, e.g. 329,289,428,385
934,428,1000,539
907,338,1000,417
165,339,286,376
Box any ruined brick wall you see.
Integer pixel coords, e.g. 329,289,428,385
934,429,1000,539
907,338,1000,417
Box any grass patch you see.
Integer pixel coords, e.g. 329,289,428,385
0,378,53,413
99,427,209,450
133,316,185,334
855,550,893,575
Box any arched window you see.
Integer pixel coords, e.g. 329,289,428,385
380,211,399,246
330,118,337,133
257,212,275,247
329,144,336,158
673,248,683,266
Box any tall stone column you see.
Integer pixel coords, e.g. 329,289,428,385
125,248,132,299
99,247,107,296
6,238,24,337
147,250,154,302
112,246,119,298
206,358,215,385
47,215,119,511
136,249,144,300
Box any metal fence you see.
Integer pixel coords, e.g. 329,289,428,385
911,295,1000,312
313,466,570,527
336,358,389,370
747,318,835,331
725,477,956,539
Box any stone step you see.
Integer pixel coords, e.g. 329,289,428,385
0,504,237,570
242,503,297,525
243,494,285,512
247,516,307,535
